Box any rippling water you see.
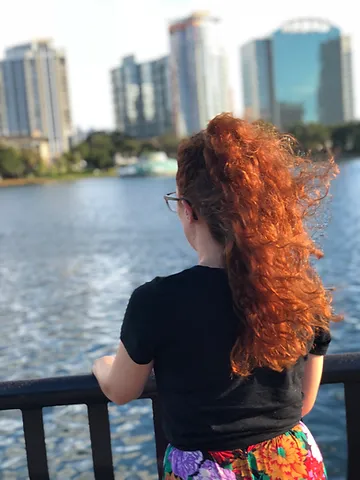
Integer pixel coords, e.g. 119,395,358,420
0,159,359,479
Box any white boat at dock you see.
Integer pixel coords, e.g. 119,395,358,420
117,151,177,178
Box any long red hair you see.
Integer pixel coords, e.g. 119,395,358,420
177,113,341,377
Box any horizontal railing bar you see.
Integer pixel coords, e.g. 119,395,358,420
0,353,359,411
0,375,157,411
321,352,360,384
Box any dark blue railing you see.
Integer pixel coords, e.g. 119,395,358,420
0,353,360,479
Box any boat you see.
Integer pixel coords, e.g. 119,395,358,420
117,151,177,178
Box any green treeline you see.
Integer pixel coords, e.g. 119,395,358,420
1,122,360,180
287,122,360,153
0,132,179,179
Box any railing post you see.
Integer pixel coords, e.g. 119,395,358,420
22,408,49,480
152,397,168,479
344,383,360,480
87,403,115,480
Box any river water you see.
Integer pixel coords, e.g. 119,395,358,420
0,158,359,479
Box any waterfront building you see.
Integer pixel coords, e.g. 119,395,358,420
0,134,51,165
0,67,8,136
169,11,231,137
0,39,72,158
241,39,273,123
111,55,172,138
241,18,354,130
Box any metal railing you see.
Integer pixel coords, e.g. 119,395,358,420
0,353,360,480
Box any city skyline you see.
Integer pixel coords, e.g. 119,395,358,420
1,0,359,130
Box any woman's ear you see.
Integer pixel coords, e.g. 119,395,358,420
183,201,196,222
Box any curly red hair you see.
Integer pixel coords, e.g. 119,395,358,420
177,113,341,377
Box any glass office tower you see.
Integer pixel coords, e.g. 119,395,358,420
241,18,354,130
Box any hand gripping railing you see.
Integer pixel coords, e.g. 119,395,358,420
0,353,360,479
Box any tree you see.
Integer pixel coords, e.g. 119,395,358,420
75,141,90,159
86,150,113,169
352,123,360,152
157,133,180,157
288,123,330,151
21,149,42,175
88,133,113,150
53,155,68,174
0,145,26,178
110,131,136,152
138,141,158,155
120,138,141,157
331,122,360,153
84,133,114,169
62,150,83,170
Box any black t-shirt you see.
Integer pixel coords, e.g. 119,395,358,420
120,266,331,451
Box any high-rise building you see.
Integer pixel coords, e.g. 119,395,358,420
0,39,72,157
241,39,273,123
241,19,354,130
169,11,231,137
111,55,173,138
0,67,8,136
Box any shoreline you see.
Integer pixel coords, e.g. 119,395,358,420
0,172,117,188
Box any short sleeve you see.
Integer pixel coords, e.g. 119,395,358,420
120,282,160,365
309,327,331,356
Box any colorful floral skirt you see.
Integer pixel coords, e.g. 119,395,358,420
163,421,327,479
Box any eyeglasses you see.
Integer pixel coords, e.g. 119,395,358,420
163,192,198,220
164,192,183,213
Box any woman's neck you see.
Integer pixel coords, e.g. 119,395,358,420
197,244,224,269
195,221,225,269
198,259,224,269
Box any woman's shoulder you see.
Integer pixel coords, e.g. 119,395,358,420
136,266,199,297
126,268,197,313
133,266,226,306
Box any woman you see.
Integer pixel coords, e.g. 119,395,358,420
93,114,340,479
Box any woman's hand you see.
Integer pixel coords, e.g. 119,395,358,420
91,343,153,405
92,355,115,388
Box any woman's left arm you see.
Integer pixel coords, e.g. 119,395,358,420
92,341,153,405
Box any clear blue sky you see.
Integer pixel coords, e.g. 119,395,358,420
1,0,358,130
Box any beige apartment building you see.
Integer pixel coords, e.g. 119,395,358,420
0,134,51,165
0,39,72,159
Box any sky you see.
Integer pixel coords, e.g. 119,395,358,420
1,0,359,130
